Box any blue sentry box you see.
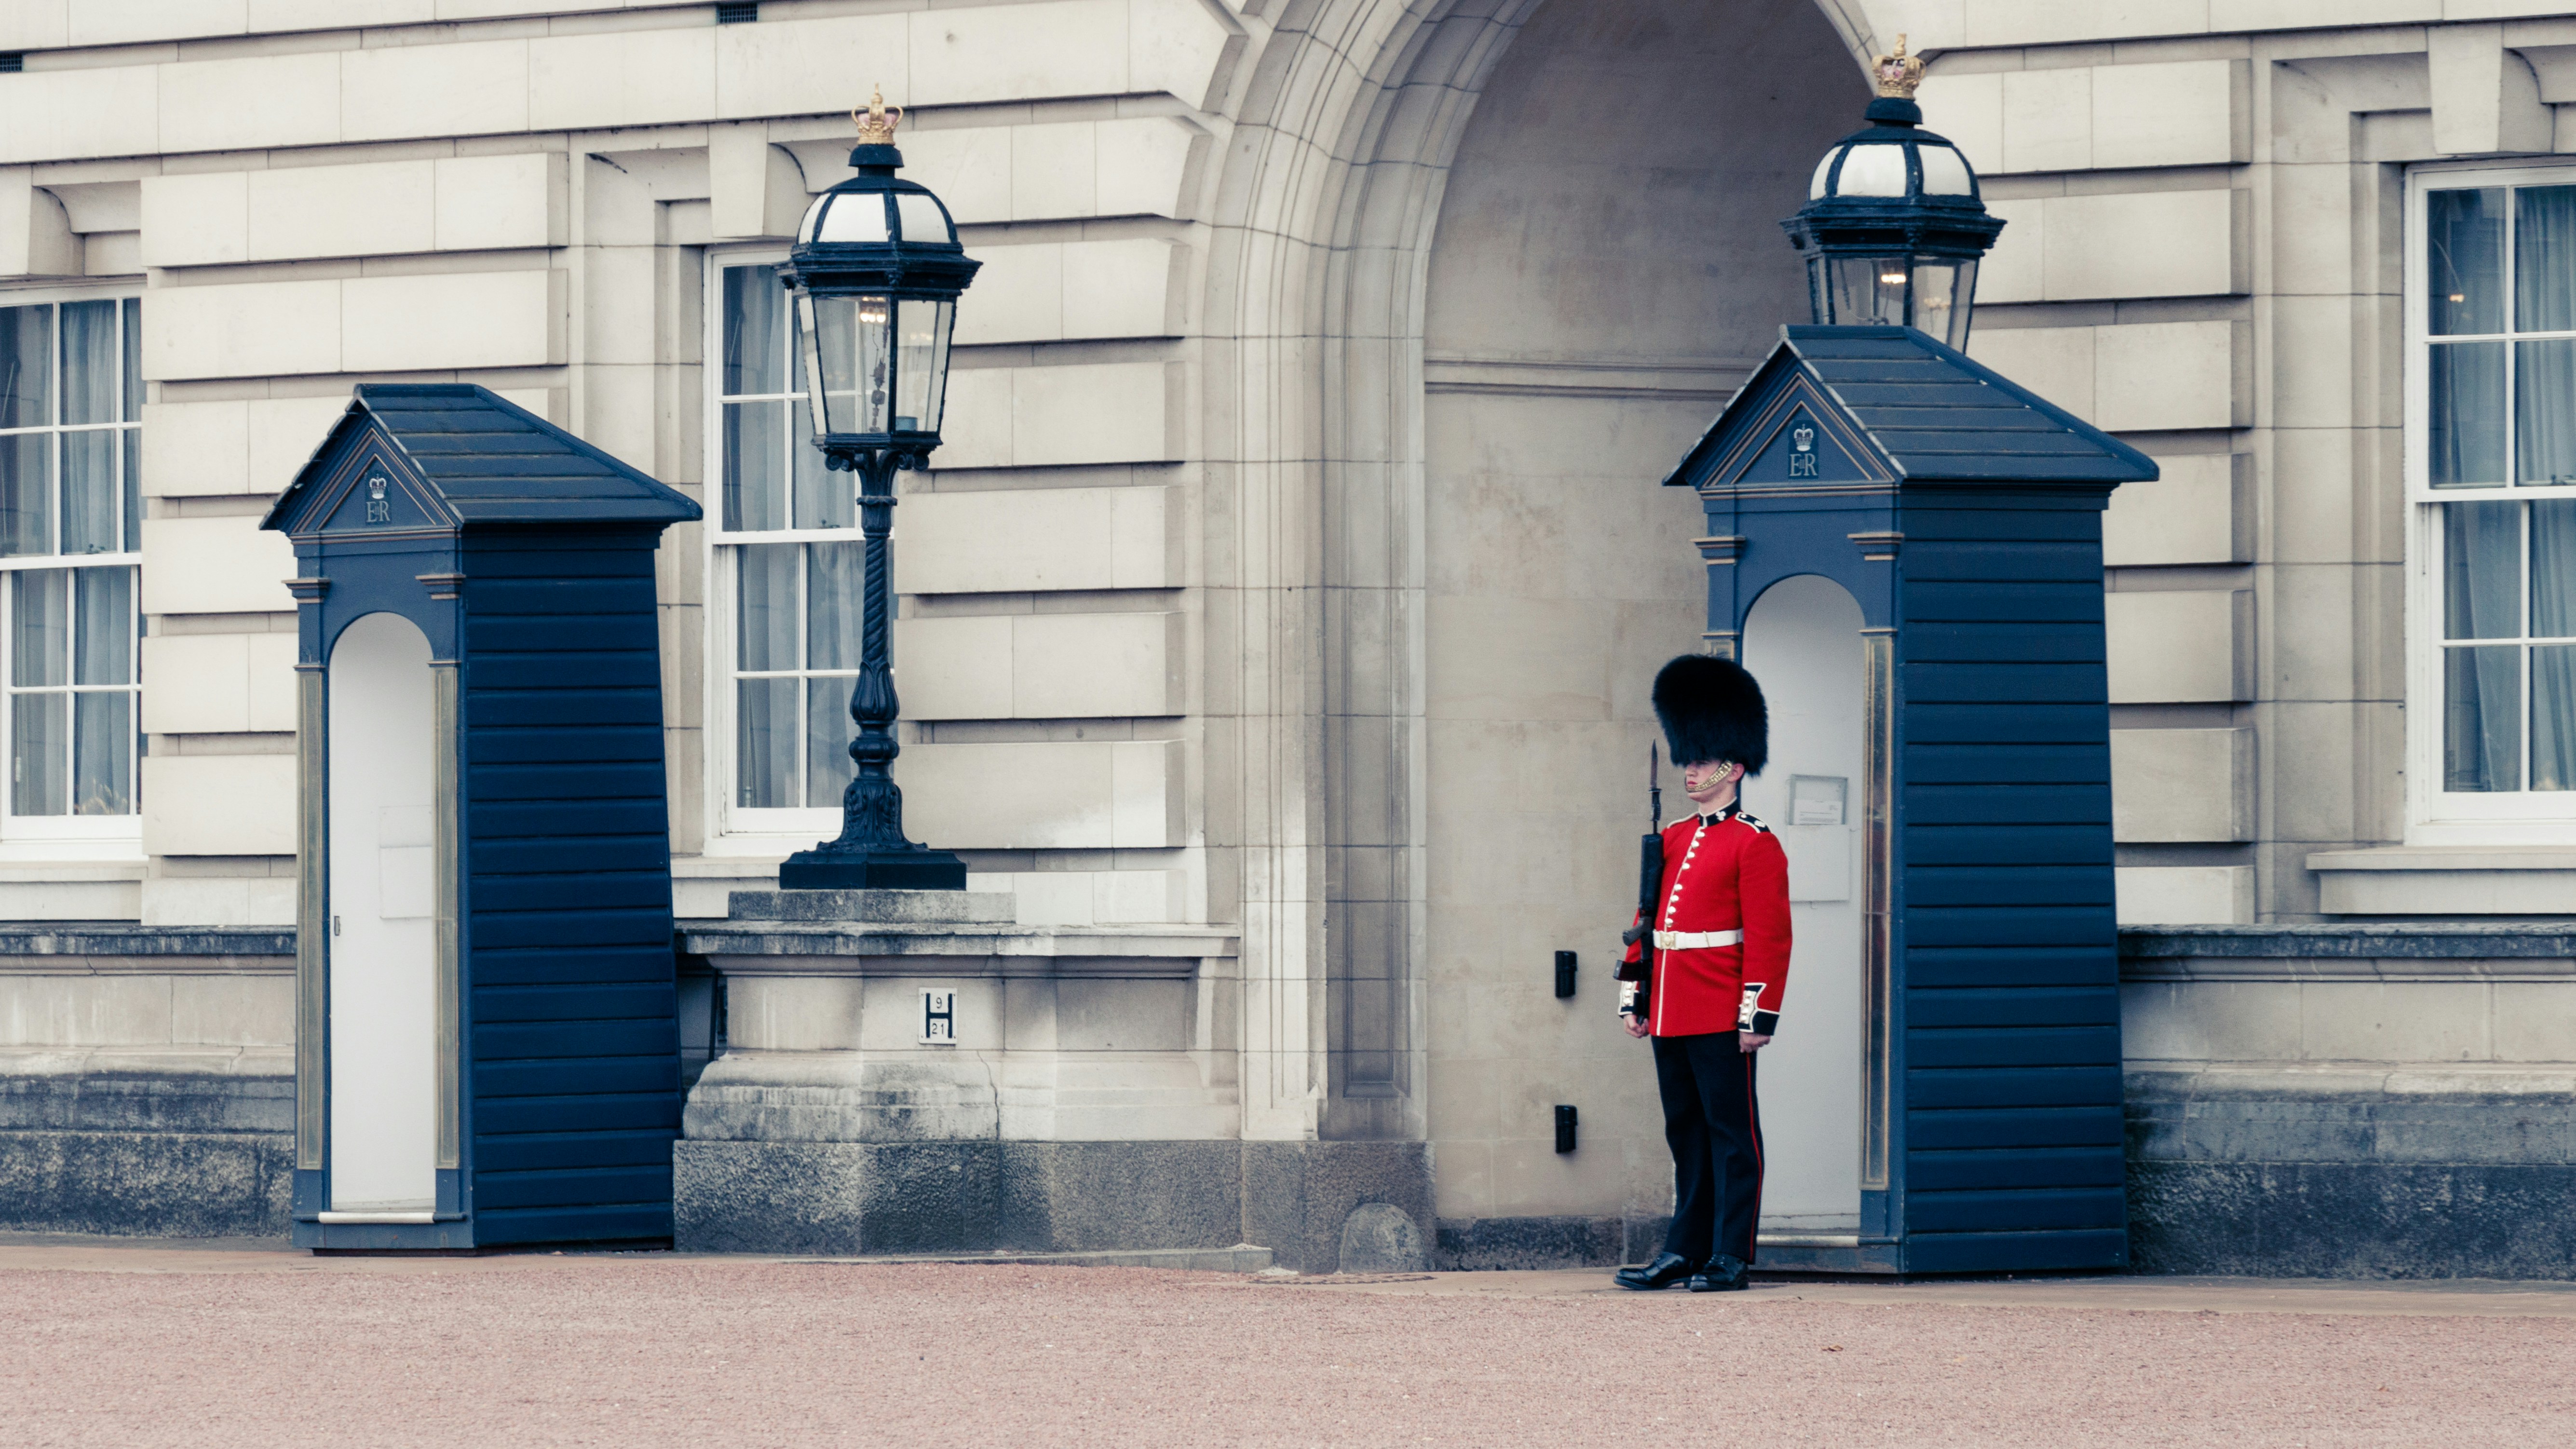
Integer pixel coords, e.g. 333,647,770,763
264,385,700,1251
1665,325,2156,1274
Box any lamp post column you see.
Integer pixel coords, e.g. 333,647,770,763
779,445,963,890
842,447,908,843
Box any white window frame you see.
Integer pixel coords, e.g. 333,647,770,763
2406,161,2576,844
701,247,865,854
0,283,143,856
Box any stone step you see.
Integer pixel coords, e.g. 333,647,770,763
773,1244,1276,1273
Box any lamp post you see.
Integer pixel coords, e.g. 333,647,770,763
777,91,981,892
1781,37,2004,349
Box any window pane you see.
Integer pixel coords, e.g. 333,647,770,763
735,542,799,673
120,299,139,424
72,691,131,815
2443,500,2521,640
790,429,848,528
805,677,856,808
722,265,785,397
734,677,797,809
812,191,889,244
1917,259,1977,351
2535,501,2576,638
59,430,116,555
2429,187,2507,336
814,294,893,435
11,569,65,687
0,434,51,556
805,541,863,671
73,567,132,686
2517,186,2576,334
59,299,117,426
893,298,951,433
0,305,50,430
2535,645,2576,791
2444,644,2523,792
120,428,138,554
2429,341,2508,487
2518,339,2576,486
10,692,64,816
1825,256,1910,327
721,400,787,532
893,191,951,246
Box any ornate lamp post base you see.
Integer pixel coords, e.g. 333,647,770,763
780,846,966,892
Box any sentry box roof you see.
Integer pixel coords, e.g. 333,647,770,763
264,384,701,535
1662,325,2159,492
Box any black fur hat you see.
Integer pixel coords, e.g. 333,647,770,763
1653,654,1768,775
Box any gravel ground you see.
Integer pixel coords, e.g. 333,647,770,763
3,1257,2572,1449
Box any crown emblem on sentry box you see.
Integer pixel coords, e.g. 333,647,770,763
1792,425,1815,452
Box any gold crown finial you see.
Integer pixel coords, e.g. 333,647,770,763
853,86,902,146
1873,35,1925,98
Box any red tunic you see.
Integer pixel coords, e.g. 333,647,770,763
1620,805,1793,1038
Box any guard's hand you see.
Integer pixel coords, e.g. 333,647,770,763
1739,1032,1772,1053
1622,1014,1651,1039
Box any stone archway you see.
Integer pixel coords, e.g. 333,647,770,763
1203,0,1877,1193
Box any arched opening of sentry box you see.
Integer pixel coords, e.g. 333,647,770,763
1739,573,1867,1240
325,610,437,1218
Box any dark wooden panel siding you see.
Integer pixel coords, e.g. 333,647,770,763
1896,497,2125,1263
461,534,679,1245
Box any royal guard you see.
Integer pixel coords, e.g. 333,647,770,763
1613,654,1792,1293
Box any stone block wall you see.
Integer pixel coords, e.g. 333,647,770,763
0,928,294,1238
2121,925,2576,1278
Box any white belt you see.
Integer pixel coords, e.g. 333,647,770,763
1653,929,1743,950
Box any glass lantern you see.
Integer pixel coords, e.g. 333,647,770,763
1810,256,1982,351
781,94,980,462
795,293,957,440
1782,43,2004,352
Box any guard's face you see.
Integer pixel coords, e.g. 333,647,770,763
1682,760,1742,799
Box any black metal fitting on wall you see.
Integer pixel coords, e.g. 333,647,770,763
1554,950,1577,998
1554,1104,1578,1153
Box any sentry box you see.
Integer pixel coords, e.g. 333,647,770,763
262,385,700,1251
1661,326,2156,1275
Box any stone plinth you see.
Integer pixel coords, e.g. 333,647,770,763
721,889,1016,925
676,888,1365,1259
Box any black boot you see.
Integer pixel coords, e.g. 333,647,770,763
1613,1252,1695,1290
1687,1253,1750,1292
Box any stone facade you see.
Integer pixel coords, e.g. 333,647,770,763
0,0,2571,1273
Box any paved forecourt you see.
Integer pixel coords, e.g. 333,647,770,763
3,1240,2571,1447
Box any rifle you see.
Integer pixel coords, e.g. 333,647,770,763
1616,743,1661,984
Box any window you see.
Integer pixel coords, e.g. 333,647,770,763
708,256,864,841
0,295,140,839
2410,167,2576,840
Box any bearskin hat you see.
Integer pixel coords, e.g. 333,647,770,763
1652,653,1768,776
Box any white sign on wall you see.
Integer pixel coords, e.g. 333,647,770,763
920,989,958,1045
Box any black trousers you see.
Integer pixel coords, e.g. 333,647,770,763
1654,1031,1765,1266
